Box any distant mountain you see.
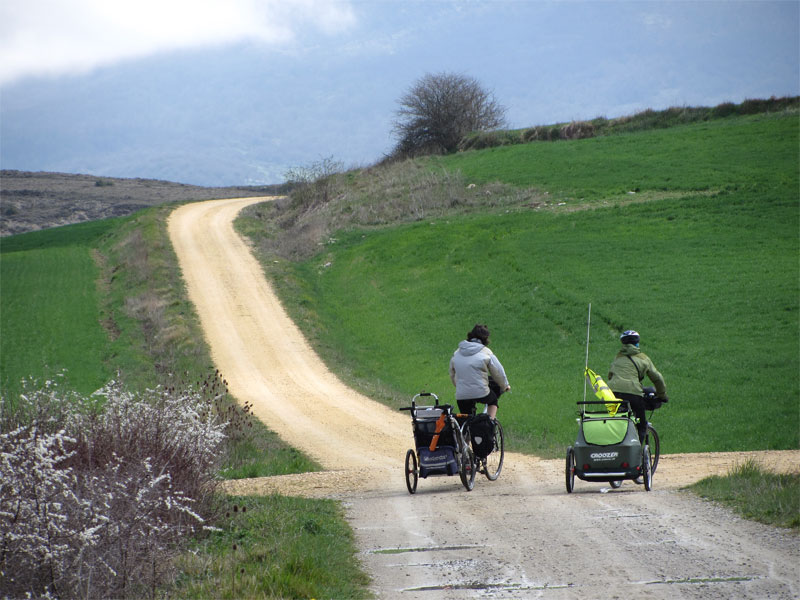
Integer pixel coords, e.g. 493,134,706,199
0,46,397,187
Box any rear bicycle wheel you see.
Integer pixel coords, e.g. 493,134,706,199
484,419,504,481
642,445,653,491
458,429,476,491
405,449,418,494
644,424,660,474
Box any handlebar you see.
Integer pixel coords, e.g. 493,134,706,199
412,391,439,405
399,391,442,412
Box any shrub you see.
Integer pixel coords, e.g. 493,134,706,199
458,130,520,151
712,102,738,118
0,376,230,599
739,98,771,115
520,127,540,142
283,156,345,211
560,121,596,140
521,125,562,142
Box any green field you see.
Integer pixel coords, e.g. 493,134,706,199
0,211,206,401
252,113,799,457
0,220,124,399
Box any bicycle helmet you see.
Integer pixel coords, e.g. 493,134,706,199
620,330,640,345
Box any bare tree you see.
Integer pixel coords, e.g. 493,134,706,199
392,72,506,158
283,156,344,209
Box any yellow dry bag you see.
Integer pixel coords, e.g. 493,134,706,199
585,367,621,416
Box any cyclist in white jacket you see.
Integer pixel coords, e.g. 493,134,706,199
449,324,510,419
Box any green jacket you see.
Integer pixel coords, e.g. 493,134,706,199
608,344,667,398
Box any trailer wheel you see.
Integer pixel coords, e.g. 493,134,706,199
405,449,418,494
565,447,576,493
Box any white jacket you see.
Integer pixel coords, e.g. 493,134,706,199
449,340,509,400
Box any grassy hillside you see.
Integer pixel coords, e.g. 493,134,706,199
242,112,799,457
429,113,797,194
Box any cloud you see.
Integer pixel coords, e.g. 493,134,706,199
0,0,355,85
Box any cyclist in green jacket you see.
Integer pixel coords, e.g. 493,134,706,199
608,330,667,443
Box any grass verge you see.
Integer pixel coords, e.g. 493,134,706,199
96,206,322,477
171,495,373,599
688,460,800,529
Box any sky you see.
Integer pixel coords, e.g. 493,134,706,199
1,0,798,186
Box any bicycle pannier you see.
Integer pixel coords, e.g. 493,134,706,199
470,414,495,458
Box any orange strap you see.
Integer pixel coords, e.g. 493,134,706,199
429,413,447,451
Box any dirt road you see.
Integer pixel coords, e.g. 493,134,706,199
169,197,799,599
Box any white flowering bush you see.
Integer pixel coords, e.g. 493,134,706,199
0,374,230,598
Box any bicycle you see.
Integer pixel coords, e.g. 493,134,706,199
642,387,664,474
608,388,664,488
458,407,505,481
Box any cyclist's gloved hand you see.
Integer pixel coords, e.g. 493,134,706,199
659,395,669,403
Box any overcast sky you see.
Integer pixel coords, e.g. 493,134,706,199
1,0,798,185
0,0,357,85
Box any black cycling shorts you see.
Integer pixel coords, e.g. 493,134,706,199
457,390,498,415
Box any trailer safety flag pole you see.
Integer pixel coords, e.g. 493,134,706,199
583,303,591,405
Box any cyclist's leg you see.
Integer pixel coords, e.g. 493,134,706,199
616,392,646,442
484,390,499,419
457,398,477,416
627,396,647,442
